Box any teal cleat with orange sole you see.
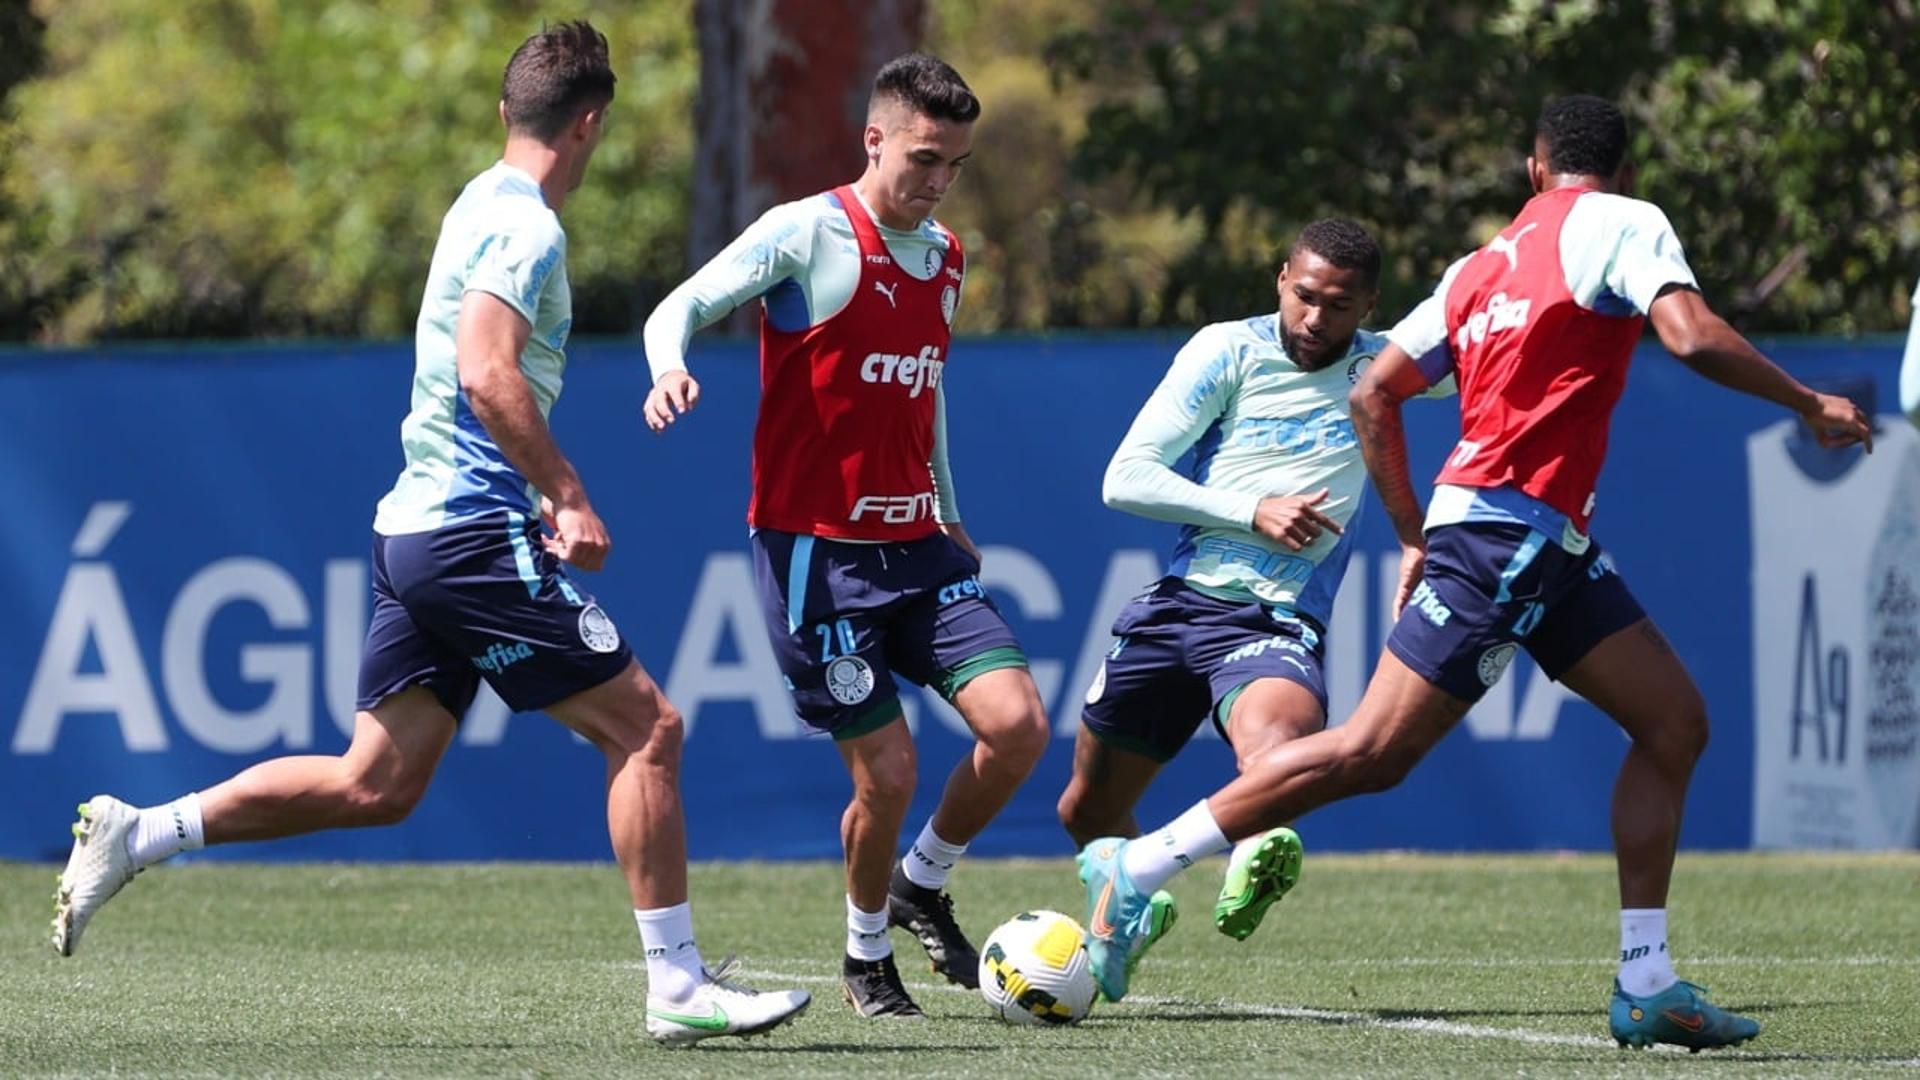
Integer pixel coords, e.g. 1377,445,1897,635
1077,838,1153,1003
1610,979,1759,1052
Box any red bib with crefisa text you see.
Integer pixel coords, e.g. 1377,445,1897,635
1437,186,1644,533
749,185,964,541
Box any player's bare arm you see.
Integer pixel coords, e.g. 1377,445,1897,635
1349,342,1433,616
1647,285,1872,452
456,290,610,569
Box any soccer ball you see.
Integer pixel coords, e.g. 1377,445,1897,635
977,909,1098,1025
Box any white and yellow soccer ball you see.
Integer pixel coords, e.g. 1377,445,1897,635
977,909,1098,1025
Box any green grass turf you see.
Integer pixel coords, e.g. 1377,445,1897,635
3,854,1917,1077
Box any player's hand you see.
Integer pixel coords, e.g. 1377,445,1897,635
644,371,702,432
542,499,611,571
1252,488,1342,552
1391,541,1427,620
539,494,557,532
941,520,982,565
1800,392,1872,453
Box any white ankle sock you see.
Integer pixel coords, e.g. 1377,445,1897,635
1121,800,1229,894
127,794,205,869
1617,908,1677,997
901,821,967,890
634,904,706,1004
846,896,892,961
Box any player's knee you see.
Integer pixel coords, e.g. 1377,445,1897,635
990,704,1051,768
1650,691,1710,766
856,757,917,813
968,687,1050,767
347,775,427,826
642,703,685,762
590,696,684,764
1055,786,1106,845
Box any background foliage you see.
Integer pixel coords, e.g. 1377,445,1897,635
0,0,1912,341
0,0,693,341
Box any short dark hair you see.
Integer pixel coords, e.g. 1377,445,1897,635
870,52,980,124
501,21,615,141
1537,95,1627,179
1290,219,1381,290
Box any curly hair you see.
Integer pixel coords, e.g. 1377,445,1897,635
1537,95,1627,179
1290,218,1381,290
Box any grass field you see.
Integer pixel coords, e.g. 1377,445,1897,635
4,854,1917,1077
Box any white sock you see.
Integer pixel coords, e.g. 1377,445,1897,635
634,904,706,1005
127,793,205,869
846,896,892,961
1121,800,1229,894
901,821,967,890
1617,908,1677,997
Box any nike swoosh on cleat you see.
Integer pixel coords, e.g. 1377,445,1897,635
650,1004,730,1032
1089,881,1117,937
1661,1009,1706,1032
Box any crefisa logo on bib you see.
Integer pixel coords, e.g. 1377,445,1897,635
578,604,620,654
826,655,875,705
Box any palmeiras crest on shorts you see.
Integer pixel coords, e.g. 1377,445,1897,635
826,656,876,705
578,604,621,654
1477,643,1518,687
941,285,957,326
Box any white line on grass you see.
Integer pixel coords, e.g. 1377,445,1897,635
1133,954,1915,970
733,965,1617,1050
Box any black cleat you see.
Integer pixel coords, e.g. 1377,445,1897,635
888,865,980,990
842,953,927,1019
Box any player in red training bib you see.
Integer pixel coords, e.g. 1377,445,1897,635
1073,96,1870,1050
642,54,1047,1019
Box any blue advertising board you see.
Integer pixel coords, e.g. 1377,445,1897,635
0,333,1909,860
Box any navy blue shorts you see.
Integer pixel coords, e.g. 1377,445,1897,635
1385,521,1646,703
355,510,634,716
1081,577,1328,763
751,529,1027,739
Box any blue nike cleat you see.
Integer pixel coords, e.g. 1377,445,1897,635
1077,837,1153,1003
1610,979,1760,1052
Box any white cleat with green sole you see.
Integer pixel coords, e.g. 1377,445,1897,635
53,795,142,957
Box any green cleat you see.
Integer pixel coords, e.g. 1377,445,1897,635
1610,979,1759,1052
1213,827,1303,941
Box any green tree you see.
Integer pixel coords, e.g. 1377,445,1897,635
0,0,48,340
1049,0,1919,333
0,1,694,342
929,0,1201,332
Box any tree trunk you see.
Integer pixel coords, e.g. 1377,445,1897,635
689,0,926,332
